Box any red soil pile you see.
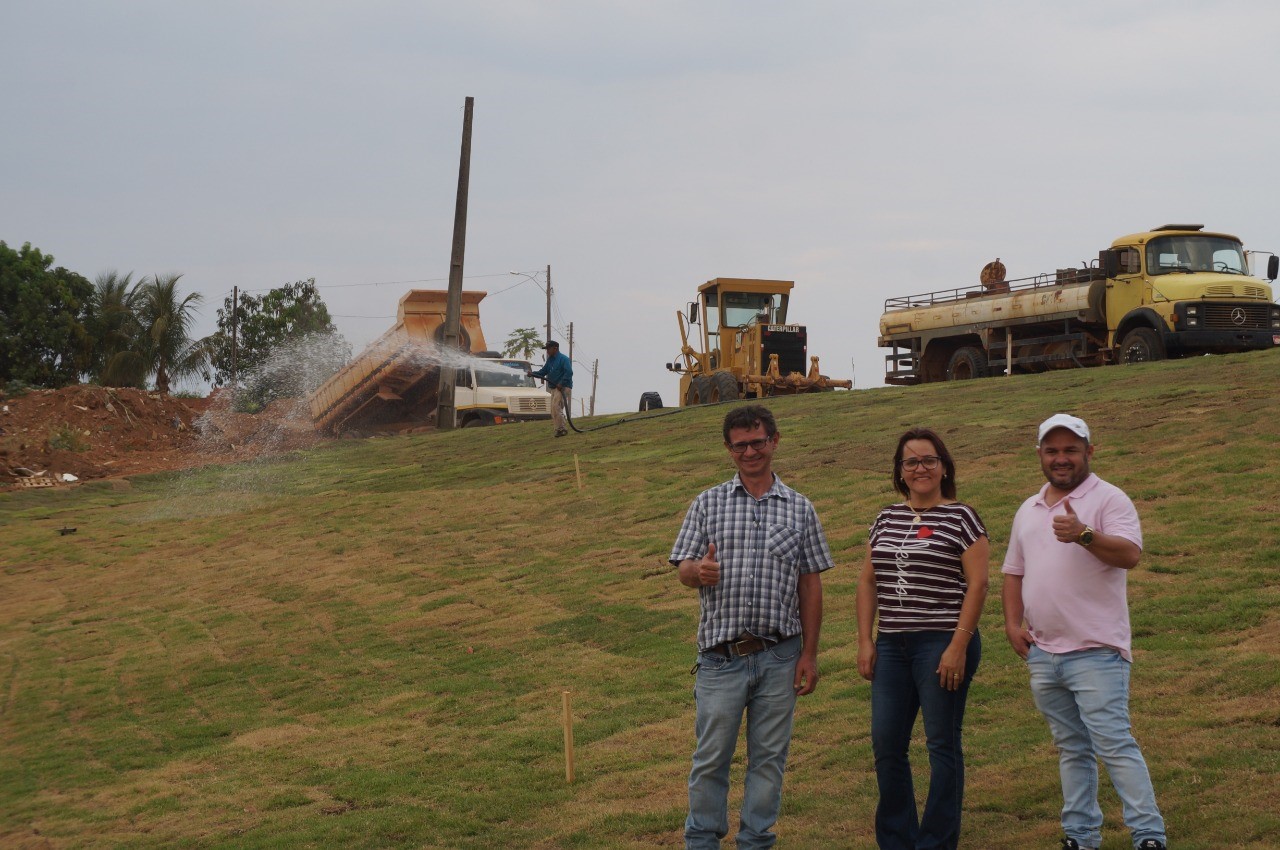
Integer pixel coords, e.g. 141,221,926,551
0,385,327,485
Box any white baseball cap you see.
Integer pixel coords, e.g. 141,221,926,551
1037,413,1091,445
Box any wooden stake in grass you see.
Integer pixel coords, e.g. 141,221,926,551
573,453,583,491
562,689,576,783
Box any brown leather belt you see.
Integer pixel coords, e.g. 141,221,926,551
705,633,782,658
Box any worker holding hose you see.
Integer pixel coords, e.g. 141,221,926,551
530,340,573,437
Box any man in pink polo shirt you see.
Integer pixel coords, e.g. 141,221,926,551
1002,414,1167,850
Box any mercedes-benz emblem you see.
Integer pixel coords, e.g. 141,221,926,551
1230,307,1247,326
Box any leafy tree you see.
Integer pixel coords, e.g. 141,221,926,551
136,273,207,395
207,278,350,411
83,271,147,387
502,327,541,360
0,241,93,388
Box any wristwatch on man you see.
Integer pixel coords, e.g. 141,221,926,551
1077,526,1095,547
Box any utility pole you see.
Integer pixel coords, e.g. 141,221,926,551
589,359,598,417
545,264,553,344
230,285,239,395
436,96,474,432
568,322,574,364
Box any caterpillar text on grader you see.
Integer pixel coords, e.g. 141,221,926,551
665,278,852,406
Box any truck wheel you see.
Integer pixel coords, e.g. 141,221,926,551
638,391,664,411
1118,328,1165,364
709,371,739,403
687,375,713,406
946,347,988,380
461,410,496,428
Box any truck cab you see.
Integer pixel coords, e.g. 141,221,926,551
1102,225,1280,360
453,355,552,427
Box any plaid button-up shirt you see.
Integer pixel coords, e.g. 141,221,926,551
670,473,835,651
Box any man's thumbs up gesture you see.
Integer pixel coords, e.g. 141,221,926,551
697,542,721,586
1052,497,1084,544
678,541,722,588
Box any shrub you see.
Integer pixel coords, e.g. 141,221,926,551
47,424,90,452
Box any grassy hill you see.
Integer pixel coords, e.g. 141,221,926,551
2,350,1278,849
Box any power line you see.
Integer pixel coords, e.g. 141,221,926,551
235,270,518,295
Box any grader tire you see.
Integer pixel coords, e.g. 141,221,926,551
638,391,664,411
687,375,713,406
709,371,740,403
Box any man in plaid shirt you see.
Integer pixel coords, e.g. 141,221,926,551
671,404,835,849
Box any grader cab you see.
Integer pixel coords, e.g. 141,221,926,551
665,278,851,406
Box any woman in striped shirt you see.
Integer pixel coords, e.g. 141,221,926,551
856,427,990,850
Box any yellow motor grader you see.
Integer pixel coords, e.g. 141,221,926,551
666,278,851,406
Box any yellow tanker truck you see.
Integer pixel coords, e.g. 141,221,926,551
878,225,1280,384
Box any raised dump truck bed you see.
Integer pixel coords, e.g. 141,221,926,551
307,290,489,434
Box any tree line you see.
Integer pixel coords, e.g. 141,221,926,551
0,240,349,409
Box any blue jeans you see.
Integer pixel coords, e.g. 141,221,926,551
686,635,801,849
870,630,980,850
1027,645,1166,848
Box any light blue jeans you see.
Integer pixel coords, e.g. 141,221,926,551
686,635,801,849
1027,645,1166,849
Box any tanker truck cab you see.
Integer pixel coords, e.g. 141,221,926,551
454,354,552,427
1102,225,1280,362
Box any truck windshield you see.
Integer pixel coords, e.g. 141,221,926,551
475,361,537,388
721,292,784,327
1146,235,1248,276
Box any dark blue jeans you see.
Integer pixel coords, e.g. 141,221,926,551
870,630,980,850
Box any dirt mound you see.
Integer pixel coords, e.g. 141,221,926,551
0,386,328,485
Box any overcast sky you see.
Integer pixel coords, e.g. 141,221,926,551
5,1,1278,414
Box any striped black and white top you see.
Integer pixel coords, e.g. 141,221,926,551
868,502,986,633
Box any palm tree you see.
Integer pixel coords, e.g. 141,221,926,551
136,273,207,394
503,327,542,360
85,271,147,387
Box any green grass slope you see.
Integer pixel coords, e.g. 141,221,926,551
2,350,1278,849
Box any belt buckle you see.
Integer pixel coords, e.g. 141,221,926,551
731,636,756,656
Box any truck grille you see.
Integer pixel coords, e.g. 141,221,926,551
1201,303,1272,330
762,329,808,376
1204,284,1269,299
510,397,550,414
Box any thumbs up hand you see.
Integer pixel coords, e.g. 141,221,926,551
698,542,721,586
1052,497,1084,544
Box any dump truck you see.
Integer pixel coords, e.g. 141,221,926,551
307,290,551,433
664,277,851,406
878,225,1280,384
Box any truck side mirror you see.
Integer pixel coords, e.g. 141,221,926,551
1268,255,1279,281
688,303,699,324
1099,249,1121,279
